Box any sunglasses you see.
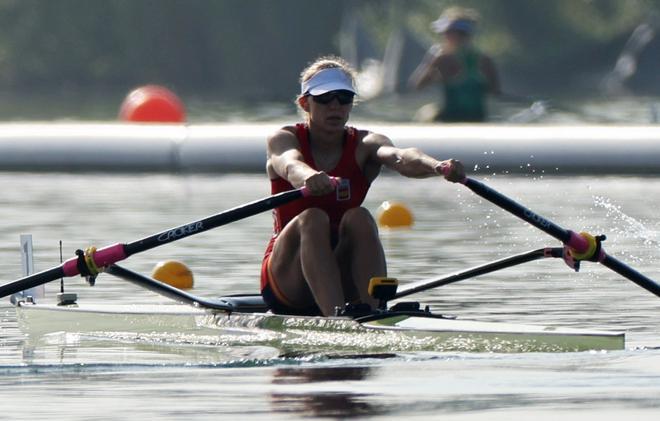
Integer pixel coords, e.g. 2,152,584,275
309,90,355,105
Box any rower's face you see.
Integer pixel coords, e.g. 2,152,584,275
300,91,353,131
443,30,470,48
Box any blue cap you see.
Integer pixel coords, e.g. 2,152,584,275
431,17,475,34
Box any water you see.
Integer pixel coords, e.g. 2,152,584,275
1,173,660,419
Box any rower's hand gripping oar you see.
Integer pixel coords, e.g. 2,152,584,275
443,167,660,298
0,185,315,299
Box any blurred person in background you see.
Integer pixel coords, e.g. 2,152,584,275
409,6,500,122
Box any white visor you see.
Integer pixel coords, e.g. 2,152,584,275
301,68,356,96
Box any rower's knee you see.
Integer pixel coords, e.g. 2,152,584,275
298,208,331,236
339,207,379,238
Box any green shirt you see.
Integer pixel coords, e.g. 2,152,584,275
439,47,488,122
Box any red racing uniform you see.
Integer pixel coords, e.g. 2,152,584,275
260,123,371,313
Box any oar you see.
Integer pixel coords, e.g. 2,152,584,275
0,186,309,299
395,247,563,299
105,264,268,313
460,176,660,298
105,264,235,311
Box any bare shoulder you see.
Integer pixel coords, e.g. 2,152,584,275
267,125,297,143
267,125,299,155
356,130,396,169
266,125,303,179
359,130,394,148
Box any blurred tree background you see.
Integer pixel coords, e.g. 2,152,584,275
0,0,658,120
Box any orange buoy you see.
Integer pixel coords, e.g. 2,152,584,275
151,260,194,289
376,201,414,228
119,85,186,123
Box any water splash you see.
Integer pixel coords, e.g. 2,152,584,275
593,196,660,246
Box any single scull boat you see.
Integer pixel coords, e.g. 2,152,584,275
13,296,624,353
12,259,625,353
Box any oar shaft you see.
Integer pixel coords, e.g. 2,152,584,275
0,267,64,298
462,176,660,299
601,255,660,298
464,178,589,252
1,187,307,299
123,188,305,256
395,248,561,299
105,264,234,311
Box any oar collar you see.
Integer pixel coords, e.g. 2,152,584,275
563,231,606,271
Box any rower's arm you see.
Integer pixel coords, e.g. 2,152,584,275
267,129,335,195
408,45,443,89
267,129,312,187
364,132,464,182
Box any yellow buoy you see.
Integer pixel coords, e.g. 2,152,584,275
376,201,414,228
151,260,194,289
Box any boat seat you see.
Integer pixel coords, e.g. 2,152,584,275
216,294,268,313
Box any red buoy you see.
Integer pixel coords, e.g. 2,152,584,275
119,85,186,123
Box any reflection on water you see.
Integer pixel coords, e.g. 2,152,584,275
272,365,373,384
270,366,380,418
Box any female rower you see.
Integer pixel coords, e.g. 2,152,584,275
262,56,465,316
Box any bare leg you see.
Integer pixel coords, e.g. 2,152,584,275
270,208,345,316
334,207,385,308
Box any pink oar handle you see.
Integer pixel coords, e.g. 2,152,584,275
62,243,127,276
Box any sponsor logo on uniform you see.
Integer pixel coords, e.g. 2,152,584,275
337,178,351,201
